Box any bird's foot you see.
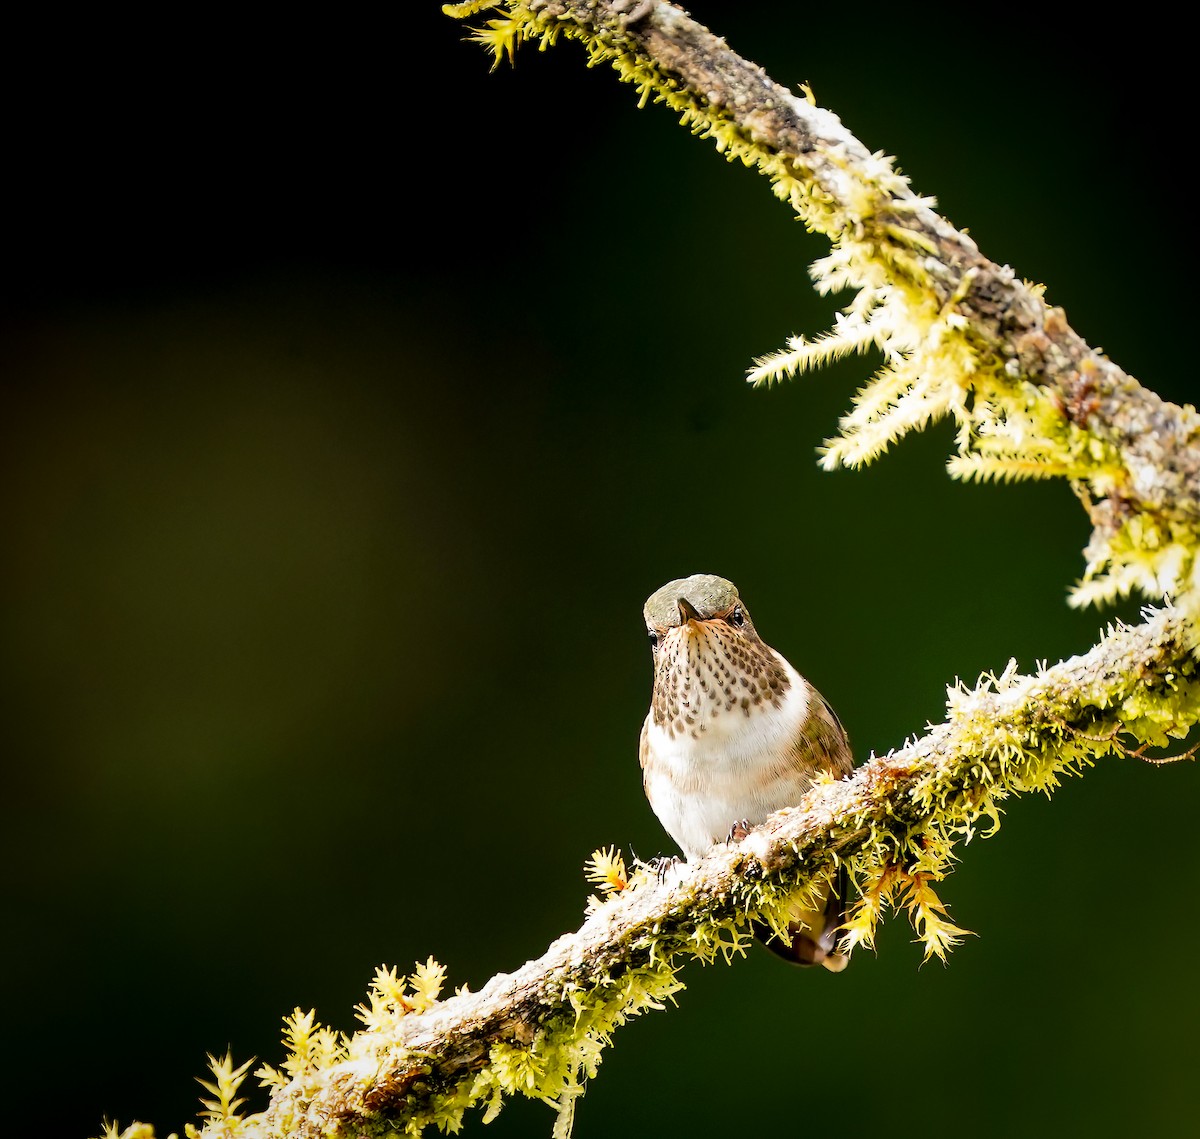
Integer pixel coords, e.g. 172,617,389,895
646,855,681,883
726,819,753,843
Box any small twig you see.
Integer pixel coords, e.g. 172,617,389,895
1053,715,1200,765
1126,739,1200,765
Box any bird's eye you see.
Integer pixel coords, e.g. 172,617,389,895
730,606,745,627
648,631,659,650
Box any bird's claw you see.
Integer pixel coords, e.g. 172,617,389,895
726,819,753,843
646,855,681,883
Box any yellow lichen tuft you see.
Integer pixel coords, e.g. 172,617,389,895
92,1124,159,1139
585,846,628,896
840,862,902,955
408,956,448,1013
187,1052,256,1138
471,14,530,68
841,857,973,965
441,0,504,17
901,873,974,964
349,957,450,1036
254,1006,347,1094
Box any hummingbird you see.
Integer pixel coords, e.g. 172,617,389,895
639,573,853,971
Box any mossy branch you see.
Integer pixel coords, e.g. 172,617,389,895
101,4,1200,1137
449,0,1200,614
101,607,1199,1139
259,617,1196,1137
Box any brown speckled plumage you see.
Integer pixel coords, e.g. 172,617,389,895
650,617,790,736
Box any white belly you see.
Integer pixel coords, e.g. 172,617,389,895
643,660,812,860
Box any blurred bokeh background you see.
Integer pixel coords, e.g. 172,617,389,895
4,5,1196,1137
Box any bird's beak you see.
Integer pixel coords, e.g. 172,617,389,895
677,596,701,623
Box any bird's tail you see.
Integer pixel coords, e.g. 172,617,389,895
753,864,849,973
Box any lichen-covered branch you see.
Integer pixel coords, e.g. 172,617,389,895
448,0,1200,613
101,607,1198,1139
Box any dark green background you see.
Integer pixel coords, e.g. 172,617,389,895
4,5,1196,1137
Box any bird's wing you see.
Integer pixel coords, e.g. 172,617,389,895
638,716,652,790
789,685,854,779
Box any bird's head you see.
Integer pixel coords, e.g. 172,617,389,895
642,573,789,728
643,573,759,654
